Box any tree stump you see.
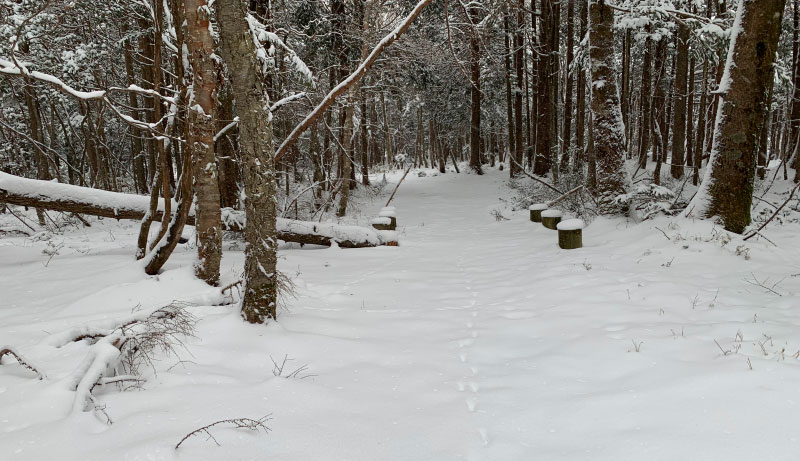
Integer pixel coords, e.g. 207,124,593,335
557,219,584,249
529,203,548,222
541,209,562,230
371,217,393,231
379,207,397,229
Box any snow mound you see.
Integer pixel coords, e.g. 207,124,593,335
541,209,563,218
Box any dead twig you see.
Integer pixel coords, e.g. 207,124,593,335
0,346,45,379
547,185,584,207
385,167,412,207
509,156,565,195
743,272,784,297
175,416,271,449
654,226,671,241
743,182,800,241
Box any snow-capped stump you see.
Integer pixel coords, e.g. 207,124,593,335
556,219,584,250
378,207,397,229
529,203,548,222
540,209,562,230
371,217,393,231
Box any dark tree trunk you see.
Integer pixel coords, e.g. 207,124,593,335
692,0,786,233
560,0,575,171
534,0,554,176
670,14,690,179
469,6,483,175
588,0,629,212
513,1,525,177
574,1,587,172
638,28,653,169
504,9,516,176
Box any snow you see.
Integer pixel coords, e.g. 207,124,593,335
540,209,563,218
556,219,585,231
528,203,548,211
370,217,391,225
378,208,396,218
0,58,106,100
2,168,800,460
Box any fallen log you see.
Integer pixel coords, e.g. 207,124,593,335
1,172,395,248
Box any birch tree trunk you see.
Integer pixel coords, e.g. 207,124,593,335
215,0,279,322
186,0,222,285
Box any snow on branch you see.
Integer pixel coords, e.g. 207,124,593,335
62,303,196,416
0,58,105,100
271,92,306,113
246,15,314,83
274,0,434,163
212,93,305,142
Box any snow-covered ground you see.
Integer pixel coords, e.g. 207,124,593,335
2,167,800,460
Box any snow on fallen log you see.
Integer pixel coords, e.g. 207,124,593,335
0,172,395,248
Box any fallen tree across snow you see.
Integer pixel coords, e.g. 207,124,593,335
0,172,396,248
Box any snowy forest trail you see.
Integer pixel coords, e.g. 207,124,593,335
2,168,800,460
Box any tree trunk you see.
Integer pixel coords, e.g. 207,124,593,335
587,0,629,212
534,0,554,176
504,9,516,176
689,0,786,233
122,29,148,194
686,53,696,170
560,0,575,171
217,80,240,208
513,1,525,178
215,0,279,322
575,1,587,172
469,6,483,175
670,14,690,178
361,88,370,186
186,0,222,285
638,28,653,169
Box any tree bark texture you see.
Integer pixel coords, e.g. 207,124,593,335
587,0,629,212
692,0,786,233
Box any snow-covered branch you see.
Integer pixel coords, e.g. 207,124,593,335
274,0,434,162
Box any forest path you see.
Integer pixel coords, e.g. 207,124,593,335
268,167,800,460
2,167,800,461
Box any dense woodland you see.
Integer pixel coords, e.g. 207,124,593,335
0,0,796,319
5,2,800,457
